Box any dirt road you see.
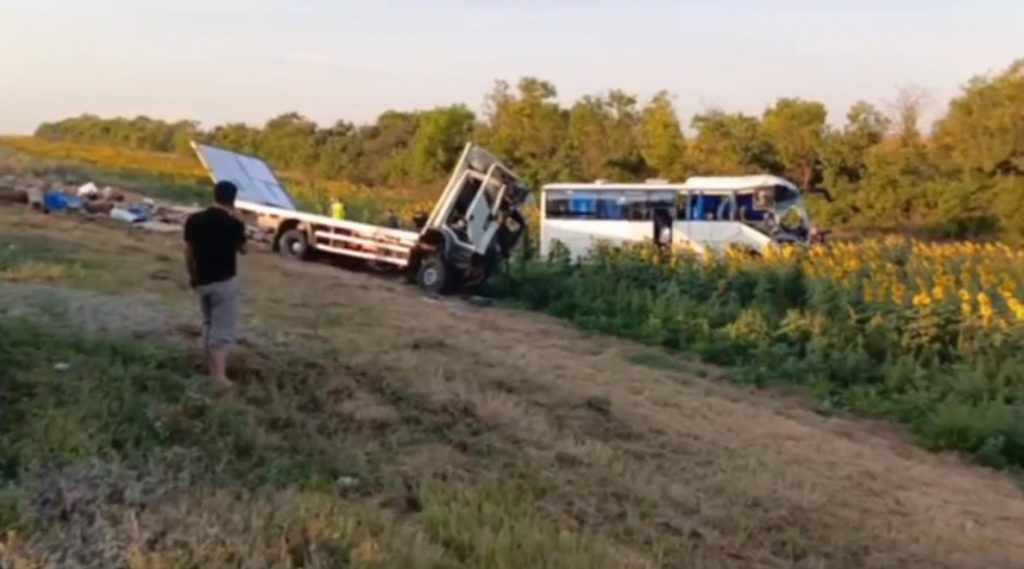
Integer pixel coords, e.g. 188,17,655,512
3,206,1024,568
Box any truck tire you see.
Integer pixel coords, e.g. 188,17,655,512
279,228,311,261
416,257,449,294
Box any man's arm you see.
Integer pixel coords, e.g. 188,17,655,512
236,219,248,255
183,217,198,287
184,242,198,287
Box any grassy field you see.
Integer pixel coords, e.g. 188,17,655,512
4,202,1024,568
4,139,1024,566
7,136,1024,470
0,211,647,568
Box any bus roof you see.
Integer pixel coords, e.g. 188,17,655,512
681,175,798,192
542,174,799,194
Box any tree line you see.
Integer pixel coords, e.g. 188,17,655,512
34,60,1024,240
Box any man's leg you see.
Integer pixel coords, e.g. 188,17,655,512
206,278,240,387
199,291,213,362
209,347,229,383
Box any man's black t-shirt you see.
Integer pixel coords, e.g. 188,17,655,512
184,207,246,286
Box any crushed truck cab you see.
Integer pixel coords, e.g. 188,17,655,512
191,141,529,294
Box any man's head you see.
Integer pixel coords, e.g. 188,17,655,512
213,181,238,207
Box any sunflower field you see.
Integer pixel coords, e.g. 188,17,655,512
506,238,1024,470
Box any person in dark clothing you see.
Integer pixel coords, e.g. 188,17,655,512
184,181,247,389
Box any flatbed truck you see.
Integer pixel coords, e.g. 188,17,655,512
191,142,529,294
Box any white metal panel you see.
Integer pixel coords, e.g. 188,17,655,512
680,175,797,192
540,220,651,260
191,142,297,211
675,221,772,253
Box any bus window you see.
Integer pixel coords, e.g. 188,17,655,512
623,192,648,220
737,193,765,221
619,191,675,221
692,194,722,220
545,190,571,218
677,194,690,220
754,186,774,210
596,192,625,219
773,184,798,204
649,191,676,211
545,189,629,220
568,192,598,218
545,189,676,221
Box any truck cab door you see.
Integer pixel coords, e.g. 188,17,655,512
465,176,508,252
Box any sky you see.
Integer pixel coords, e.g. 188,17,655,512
0,0,1022,134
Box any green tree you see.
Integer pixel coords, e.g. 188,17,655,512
316,120,359,180
208,123,261,156
822,101,889,187
566,90,647,181
567,95,611,180
259,112,320,174
933,60,1024,175
171,120,200,155
762,98,828,188
409,105,476,184
477,77,572,189
993,176,1024,242
353,110,420,186
639,91,687,180
689,110,777,175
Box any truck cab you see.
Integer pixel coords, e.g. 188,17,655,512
410,144,530,293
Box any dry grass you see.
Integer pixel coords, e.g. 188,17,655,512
2,204,1024,568
0,261,67,283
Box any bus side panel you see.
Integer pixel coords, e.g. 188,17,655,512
540,219,650,260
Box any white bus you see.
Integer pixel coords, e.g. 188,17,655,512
539,175,819,259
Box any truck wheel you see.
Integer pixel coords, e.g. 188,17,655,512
417,257,448,294
279,228,311,261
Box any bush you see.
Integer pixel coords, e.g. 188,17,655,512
497,238,1024,470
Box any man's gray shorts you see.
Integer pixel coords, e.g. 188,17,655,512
196,277,240,351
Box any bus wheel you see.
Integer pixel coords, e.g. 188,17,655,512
416,257,448,294
279,228,311,261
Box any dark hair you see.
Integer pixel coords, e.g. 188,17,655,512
213,181,238,206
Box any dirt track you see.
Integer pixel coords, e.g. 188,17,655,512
4,206,1024,568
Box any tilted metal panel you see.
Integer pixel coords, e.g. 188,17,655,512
191,142,297,211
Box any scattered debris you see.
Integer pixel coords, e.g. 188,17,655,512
43,192,82,213
466,295,494,308
0,175,196,233
336,476,359,489
137,221,180,233
83,200,114,215
101,185,122,201
109,204,153,224
26,186,44,211
76,182,99,199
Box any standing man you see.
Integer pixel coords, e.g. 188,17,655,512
184,180,246,390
